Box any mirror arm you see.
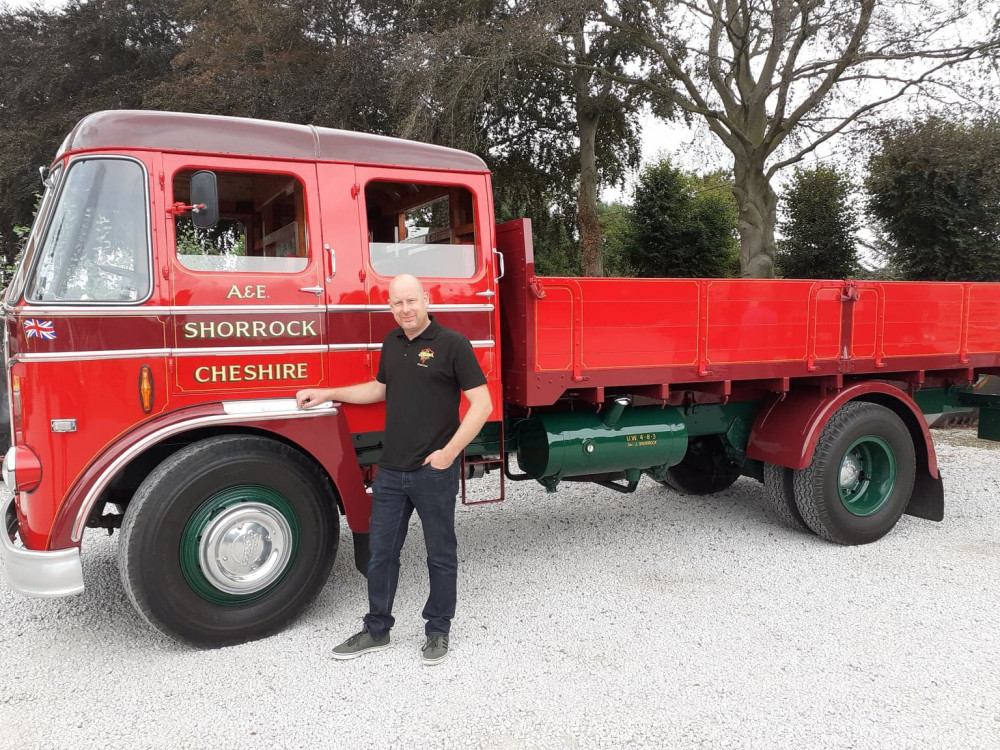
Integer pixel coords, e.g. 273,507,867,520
166,202,207,217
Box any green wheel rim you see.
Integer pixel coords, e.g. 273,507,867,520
180,485,301,605
837,435,897,517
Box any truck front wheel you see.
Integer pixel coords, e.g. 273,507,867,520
792,402,915,545
118,434,338,647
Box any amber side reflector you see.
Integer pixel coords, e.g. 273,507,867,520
11,375,22,431
139,365,154,413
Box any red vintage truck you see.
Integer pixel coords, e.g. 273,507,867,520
3,110,999,646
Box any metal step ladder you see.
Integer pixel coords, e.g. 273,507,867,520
460,432,505,505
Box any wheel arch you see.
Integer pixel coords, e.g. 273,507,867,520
49,400,371,549
746,381,943,522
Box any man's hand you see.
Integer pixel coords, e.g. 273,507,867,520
423,449,457,470
295,381,386,409
296,388,330,409
423,384,492,470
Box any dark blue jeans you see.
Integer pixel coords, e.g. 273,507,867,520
363,460,460,639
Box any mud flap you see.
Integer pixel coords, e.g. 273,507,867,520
352,531,370,576
906,470,944,522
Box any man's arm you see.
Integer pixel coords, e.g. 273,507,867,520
296,380,386,409
423,384,493,469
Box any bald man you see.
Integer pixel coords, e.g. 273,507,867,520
297,274,492,665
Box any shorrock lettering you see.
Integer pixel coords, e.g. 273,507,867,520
183,320,317,340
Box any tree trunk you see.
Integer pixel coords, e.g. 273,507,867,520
570,9,604,280
577,107,604,277
732,157,777,278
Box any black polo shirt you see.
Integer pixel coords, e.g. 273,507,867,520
376,315,488,471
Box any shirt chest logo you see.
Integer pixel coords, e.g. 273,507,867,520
417,347,435,367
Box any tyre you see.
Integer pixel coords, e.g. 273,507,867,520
792,402,915,545
662,435,742,495
118,434,338,647
761,462,810,532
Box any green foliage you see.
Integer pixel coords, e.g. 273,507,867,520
174,218,246,257
531,237,579,277
4,192,42,284
627,159,739,278
0,0,182,270
598,202,636,277
498,202,579,277
491,151,580,277
148,0,370,128
776,165,859,279
866,117,1000,282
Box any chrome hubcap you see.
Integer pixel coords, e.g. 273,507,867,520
198,503,293,595
839,453,863,490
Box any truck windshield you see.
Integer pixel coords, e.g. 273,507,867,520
26,157,150,303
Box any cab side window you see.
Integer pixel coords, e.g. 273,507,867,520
365,181,477,278
173,169,308,273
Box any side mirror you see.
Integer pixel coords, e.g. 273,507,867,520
190,170,219,229
39,165,57,189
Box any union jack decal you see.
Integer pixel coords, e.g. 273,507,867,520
23,319,56,340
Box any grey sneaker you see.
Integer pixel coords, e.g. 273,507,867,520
331,629,390,660
421,635,449,666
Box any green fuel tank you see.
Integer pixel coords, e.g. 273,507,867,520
515,399,688,484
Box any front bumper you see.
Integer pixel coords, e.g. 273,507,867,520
1,494,84,597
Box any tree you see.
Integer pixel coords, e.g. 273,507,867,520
776,164,858,279
866,117,1000,282
391,0,646,275
0,0,181,268
546,2,647,276
149,0,332,124
627,158,739,278
591,1,999,277
598,201,636,276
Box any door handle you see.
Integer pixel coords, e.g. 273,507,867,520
492,248,505,282
476,290,495,297
299,286,323,295
324,243,336,281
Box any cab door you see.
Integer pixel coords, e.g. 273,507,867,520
353,166,496,382
161,154,327,399
314,162,371,398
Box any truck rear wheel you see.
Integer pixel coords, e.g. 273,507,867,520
792,402,915,545
118,434,338,647
662,435,742,495
761,463,809,532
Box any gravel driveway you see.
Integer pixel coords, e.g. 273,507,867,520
1,425,998,750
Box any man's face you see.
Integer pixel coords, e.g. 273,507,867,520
388,279,430,337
